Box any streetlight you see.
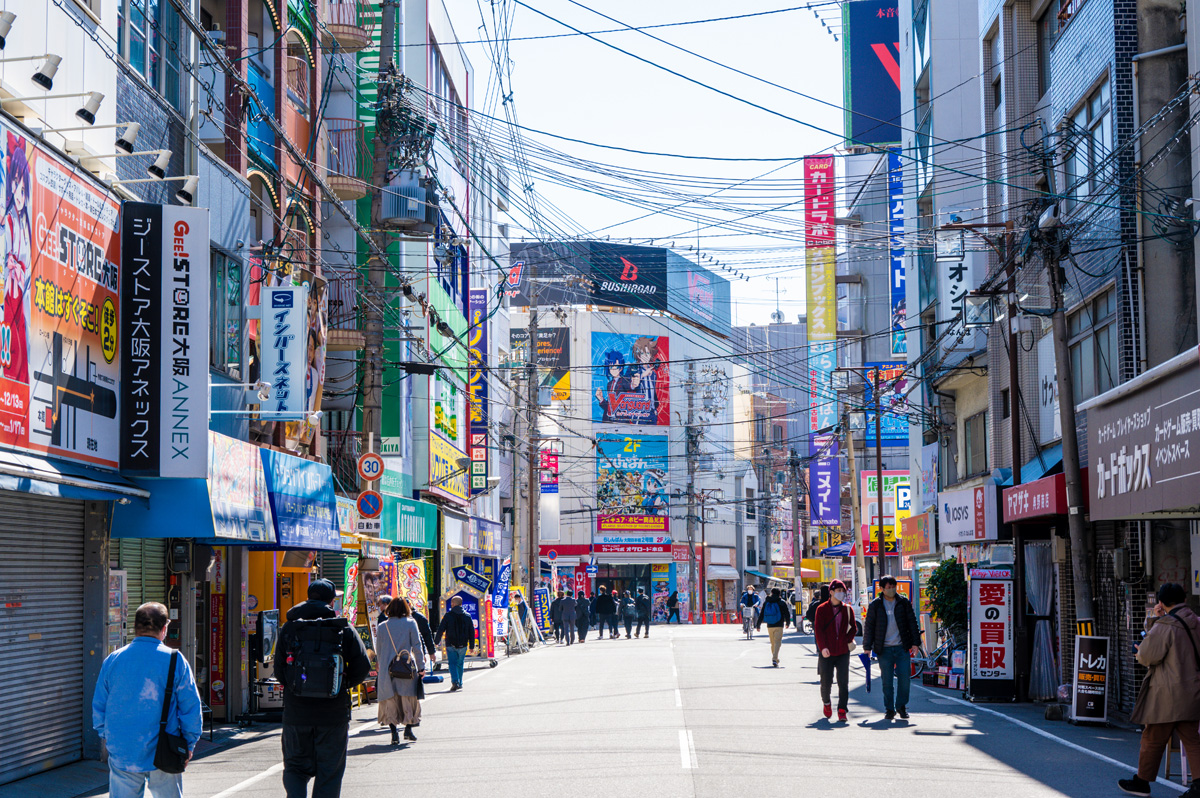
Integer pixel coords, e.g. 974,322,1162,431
832,365,888,581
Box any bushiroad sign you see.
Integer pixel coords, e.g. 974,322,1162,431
357,452,384,483
356,490,383,519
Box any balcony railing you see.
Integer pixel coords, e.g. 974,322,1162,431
287,55,309,113
325,117,368,200
323,0,376,53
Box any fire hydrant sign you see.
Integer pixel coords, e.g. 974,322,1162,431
967,570,1015,700
1072,635,1109,724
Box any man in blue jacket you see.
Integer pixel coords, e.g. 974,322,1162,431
93,602,203,798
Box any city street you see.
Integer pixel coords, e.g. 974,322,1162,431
17,626,1183,798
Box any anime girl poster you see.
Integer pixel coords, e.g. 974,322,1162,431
1,131,30,384
591,332,669,425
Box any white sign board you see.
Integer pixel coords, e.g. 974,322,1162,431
1037,333,1061,445
938,485,998,543
970,573,1013,682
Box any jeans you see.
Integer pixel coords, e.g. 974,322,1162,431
668,607,680,623
1138,720,1200,782
563,619,576,644
818,652,850,711
877,646,911,713
447,645,467,686
636,616,650,636
767,626,783,662
108,765,183,798
282,723,349,798
623,615,634,636
602,613,619,636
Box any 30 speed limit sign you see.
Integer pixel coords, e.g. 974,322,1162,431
357,452,384,483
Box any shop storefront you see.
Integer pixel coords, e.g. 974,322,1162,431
704,547,739,612
900,512,939,645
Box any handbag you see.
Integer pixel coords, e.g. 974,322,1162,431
383,622,415,679
153,651,190,774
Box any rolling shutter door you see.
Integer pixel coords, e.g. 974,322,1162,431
114,538,169,634
0,493,86,785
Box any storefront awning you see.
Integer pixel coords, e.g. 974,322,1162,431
998,443,1063,486
705,565,740,580
744,568,790,584
0,449,149,504
820,541,853,557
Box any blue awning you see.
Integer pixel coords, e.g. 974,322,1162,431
999,443,1064,487
745,568,790,583
0,449,148,504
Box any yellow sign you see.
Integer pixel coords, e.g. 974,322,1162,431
428,431,468,504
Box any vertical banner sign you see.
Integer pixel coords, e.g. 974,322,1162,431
968,571,1015,700
467,288,489,494
887,148,906,355
342,556,359,626
119,203,211,477
809,434,841,527
260,285,309,415
864,363,909,446
1072,635,1109,723
805,156,837,440
843,0,901,146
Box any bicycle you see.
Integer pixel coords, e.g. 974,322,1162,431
741,607,755,640
910,628,964,678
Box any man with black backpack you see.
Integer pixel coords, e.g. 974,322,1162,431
276,579,371,798
755,588,792,667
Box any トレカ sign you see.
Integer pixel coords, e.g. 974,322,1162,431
938,485,999,543
1072,635,1109,724
119,203,210,477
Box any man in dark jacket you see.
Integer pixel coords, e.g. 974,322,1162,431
593,586,618,639
863,575,920,720
755,588,792,666
276,579,371,798
435,596,477,691
560,590,579,645
634,587,652,638
577,593,592,642
549,590,564,642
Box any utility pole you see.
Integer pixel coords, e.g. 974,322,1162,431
789,447,802,595
1003,223,1029,702
686,361,698,623
845,414,867,604
362,0,398,464
526,259,540,597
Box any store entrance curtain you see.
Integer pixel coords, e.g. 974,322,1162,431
1024,542,1058,701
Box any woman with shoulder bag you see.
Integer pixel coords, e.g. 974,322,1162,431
375,597,427,744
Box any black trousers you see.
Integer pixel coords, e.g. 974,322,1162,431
552,621,562,641
562,619,576,644
602,613,619,635
623,615,633,636
282,723,349,798
667,607,680,623
635,615,650,636
818,653,851,711
577,620,589,641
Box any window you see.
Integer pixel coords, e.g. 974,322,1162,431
754,412,766,444
746,536,757,567
964,411,988,477
429,43,468,162
1001,388,1010,419
745,488,756,519
772,424,784,446
1064,79,1112,208
1068,288,1117,402
1037,7,1057,97
117,0,185,112
211,250,244,377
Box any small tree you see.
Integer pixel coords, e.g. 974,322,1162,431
926,558,968,640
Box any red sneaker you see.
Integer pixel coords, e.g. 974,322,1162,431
822,704,832,719
837,708,848,722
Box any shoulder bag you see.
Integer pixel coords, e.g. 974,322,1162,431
153,651,190,774
1169,608,1200,671
382,622,415,679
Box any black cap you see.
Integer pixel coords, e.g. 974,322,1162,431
308,578,336,604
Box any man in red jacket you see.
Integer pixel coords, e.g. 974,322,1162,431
814,579,858,722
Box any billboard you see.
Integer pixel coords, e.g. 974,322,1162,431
809,434,841,526
120,204,210,478
596,433,668,534
666,251,733,338
859,469,910,554
0,122,123,469
467,288,489,494
258,285,310,415
510,327,570,401
864,362,909,446
806,156,837,437
592,332,669,426
843,0,902,146
888,147,906,355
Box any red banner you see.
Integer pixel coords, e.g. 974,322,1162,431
805,157,836,248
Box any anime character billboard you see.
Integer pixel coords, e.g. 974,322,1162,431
591,332,669,426
596,433,669,534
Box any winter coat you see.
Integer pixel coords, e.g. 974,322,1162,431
756,596,792,630
635,594,652,618
375,617,427,701
1131,605,1200,725
813,600,857,658
577,600,591,630
560,596,578,624
593,593,617,615
412,610,436,659
863,595,920,652
275,600,371,726
435,606,476,650
550,598,563,624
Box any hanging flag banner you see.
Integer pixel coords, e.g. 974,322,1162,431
888,147,906,355
119,203,211,477
259,285,310,415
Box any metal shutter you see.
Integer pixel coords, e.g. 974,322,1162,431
0,493,86,785
114,538,168,632
318,551,347,591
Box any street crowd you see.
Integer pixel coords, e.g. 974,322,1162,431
87,579,1198,798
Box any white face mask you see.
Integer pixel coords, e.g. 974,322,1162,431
832,591,846,602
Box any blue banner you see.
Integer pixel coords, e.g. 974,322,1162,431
809,435,841,527
843,0,901,146
494,558,512,609
259,449,339,549
888,148,906,355
864,363,910,447
453,565,491,598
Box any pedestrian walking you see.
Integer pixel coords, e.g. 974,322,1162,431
863,575,920,720
755,588,792,666
634,587,652,637
814,579,857,722
1119,582,1200,797
666,591,681,624
561,590,579,645
593,586,618,638
434,595,476,692
275,579,371,796
620,590,637,638
93,602,203,798
550,590,564,643
411,605,437,666
376,598,427,744
577,593,592,642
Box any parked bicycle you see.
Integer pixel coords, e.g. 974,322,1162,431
910,628,965,678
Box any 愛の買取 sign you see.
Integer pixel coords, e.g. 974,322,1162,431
967,572,1014,700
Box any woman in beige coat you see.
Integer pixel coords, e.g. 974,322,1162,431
1119,583,1200,797
375,597,427,744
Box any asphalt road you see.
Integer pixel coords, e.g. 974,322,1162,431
117,625,1181,797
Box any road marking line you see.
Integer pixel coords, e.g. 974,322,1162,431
672,664,678,678
675,688,682,707
678,729,698,769
923,689,1186,794
209,763,283,798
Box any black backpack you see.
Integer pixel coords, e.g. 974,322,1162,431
282,618,348,699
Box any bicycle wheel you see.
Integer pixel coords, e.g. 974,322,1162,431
910,650,927,678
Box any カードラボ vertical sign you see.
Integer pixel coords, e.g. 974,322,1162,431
259,285,309,415
805,156,839,527
119,203,210,477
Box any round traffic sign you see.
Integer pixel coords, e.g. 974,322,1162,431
356,490,383,519
546,549,558,561
357,452,384,483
